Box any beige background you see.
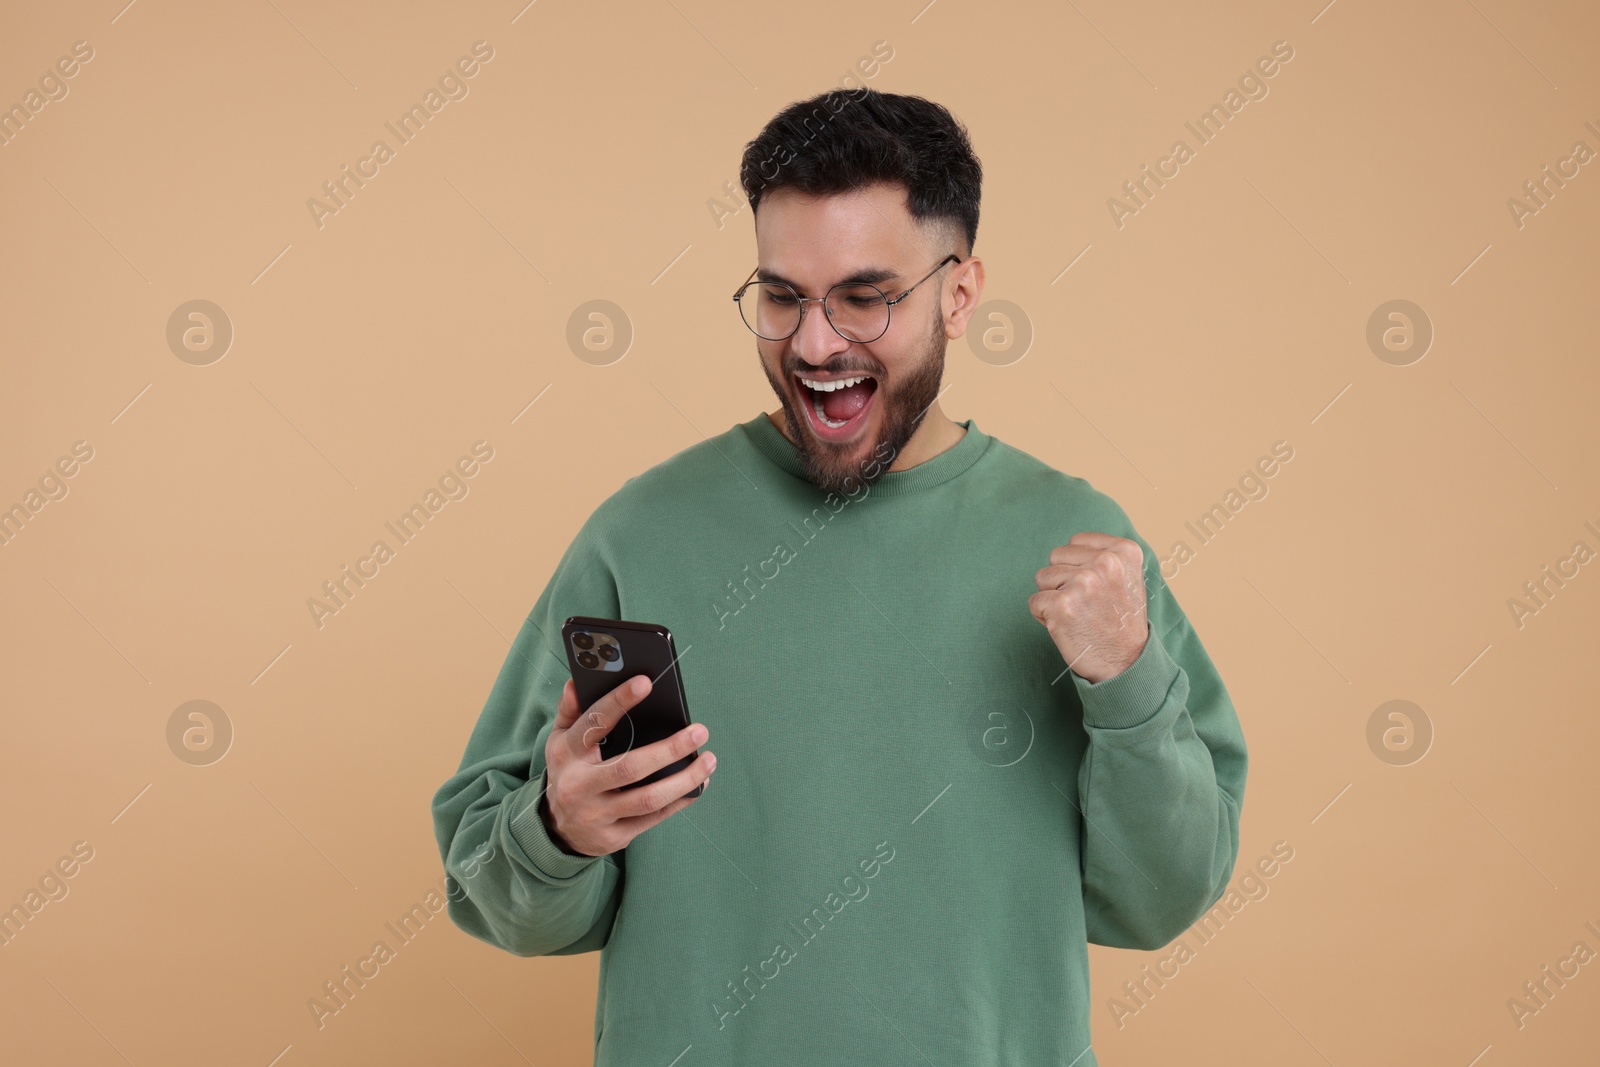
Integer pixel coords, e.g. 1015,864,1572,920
2,0,1596,1063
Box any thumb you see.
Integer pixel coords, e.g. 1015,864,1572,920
552,677,581,730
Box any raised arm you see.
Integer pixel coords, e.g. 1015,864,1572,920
1033,513,1249,951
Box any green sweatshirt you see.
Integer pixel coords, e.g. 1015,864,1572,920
431,412,1247,1066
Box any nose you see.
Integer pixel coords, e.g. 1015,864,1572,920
789,295,852,369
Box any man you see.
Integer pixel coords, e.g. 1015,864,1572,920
432,88,1247,1066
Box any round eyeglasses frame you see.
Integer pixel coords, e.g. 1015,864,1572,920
732,253,962,343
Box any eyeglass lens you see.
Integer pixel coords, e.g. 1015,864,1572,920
737,283,889,342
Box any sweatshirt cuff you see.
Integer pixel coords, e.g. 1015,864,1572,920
506,770,602,880
1071,623,1182,730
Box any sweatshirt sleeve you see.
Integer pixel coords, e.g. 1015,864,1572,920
430,514,626,958
1068,513,1249,952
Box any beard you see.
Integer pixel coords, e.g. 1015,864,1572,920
760,304,946,498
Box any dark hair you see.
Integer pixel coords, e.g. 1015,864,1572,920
738,88,982,256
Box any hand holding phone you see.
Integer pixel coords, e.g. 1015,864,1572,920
541,624,715,858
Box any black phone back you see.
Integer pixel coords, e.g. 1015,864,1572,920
560,616,702,797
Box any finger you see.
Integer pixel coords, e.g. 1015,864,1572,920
1065,530,1128,551
613,790,702,841
592,716,704,793
596,719,709,798
611,763,712,836
1046,544,1140,584
1046,543,1101,568
559,673,653,758
1029,587,1068,625
1074,531,1146,572
1035,562,1096,592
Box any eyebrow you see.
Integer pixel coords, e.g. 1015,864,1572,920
755,266,902,292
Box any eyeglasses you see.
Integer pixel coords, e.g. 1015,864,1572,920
732,253,961,343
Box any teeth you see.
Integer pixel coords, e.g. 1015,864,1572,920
799,375,868,393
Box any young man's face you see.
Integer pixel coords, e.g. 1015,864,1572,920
751,182,963,496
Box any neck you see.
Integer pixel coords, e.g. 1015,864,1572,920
767,402,966,471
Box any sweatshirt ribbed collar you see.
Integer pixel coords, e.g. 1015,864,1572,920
739,411,991,497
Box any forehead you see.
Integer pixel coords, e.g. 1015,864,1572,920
753,183,925,285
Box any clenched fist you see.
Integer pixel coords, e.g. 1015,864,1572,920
1029,531,1149,684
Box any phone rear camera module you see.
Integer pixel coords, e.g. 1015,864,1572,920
576,630,624,672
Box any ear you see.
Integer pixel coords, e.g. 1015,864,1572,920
944,255,986,340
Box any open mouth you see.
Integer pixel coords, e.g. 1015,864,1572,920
795,372,879,442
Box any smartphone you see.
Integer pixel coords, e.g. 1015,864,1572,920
560,616,703,799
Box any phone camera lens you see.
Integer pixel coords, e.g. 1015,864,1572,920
598,644,619,662
573,632,594,650
577,651,599,669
